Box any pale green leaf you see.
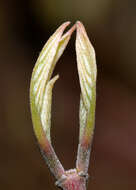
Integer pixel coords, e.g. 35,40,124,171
30,22,75,143
76,21,97,173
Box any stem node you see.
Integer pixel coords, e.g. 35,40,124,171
55,169,88,190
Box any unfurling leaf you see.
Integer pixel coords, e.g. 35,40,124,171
76,21,97,173
30,21,75,144
30,22,76,179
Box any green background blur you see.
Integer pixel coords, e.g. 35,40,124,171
0,0,136,189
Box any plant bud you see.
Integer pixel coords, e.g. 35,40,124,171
30,22,75,179
76,21,97,173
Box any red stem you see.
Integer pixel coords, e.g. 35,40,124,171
56,169,87,190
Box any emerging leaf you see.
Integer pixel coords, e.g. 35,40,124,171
30,22,75,179
76,21,97,173
30,21,75,144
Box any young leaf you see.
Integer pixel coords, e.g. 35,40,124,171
76,21,97,173
30,22,76,179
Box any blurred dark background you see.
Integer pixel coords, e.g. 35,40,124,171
1,0,136,189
